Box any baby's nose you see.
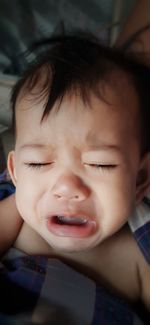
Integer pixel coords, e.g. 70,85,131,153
52,174,90,202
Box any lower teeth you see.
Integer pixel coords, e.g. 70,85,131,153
56,216,87,226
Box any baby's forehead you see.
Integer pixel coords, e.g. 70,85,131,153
15,75,140,150
14,67,142,162
16,66,139,117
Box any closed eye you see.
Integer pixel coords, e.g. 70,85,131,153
24,162,53,169
85,163,117,170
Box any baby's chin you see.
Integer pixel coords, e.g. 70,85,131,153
44,235,100,255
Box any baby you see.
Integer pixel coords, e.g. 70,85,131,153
0,35,150,321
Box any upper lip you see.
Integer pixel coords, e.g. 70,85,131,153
45,211,96,222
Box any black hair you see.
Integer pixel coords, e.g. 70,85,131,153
11,33,150,156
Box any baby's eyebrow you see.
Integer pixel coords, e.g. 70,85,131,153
19,143,122,153
85,143,122,153
18,143,51,152
85,133,122,153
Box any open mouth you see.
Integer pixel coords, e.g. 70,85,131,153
52,215,88,226
46,214,96,238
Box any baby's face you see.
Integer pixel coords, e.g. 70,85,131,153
9,84,142,253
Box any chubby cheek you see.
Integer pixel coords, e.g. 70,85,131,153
15,174,42,226
94,173,136,235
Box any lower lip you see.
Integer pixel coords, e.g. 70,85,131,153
46,218,96,238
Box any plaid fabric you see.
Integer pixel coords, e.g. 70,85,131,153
0,249,146,324
128,197,150,264
0,181,15,200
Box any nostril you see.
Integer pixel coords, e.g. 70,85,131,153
54,193,80,200
54,194,62,199
73,195,81,201
53,191,85,201
52,177,90,201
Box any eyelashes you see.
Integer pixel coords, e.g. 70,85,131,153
86,163,116,169
24,162,53,170
24,162,117,172
84,163,117,173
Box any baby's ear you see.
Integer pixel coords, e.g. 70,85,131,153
7,151,17,186
136,152,150,204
